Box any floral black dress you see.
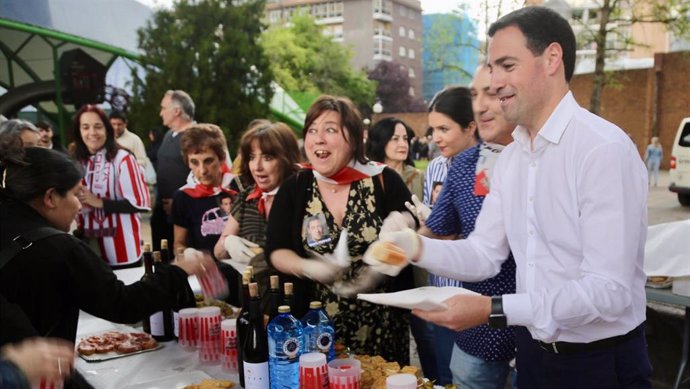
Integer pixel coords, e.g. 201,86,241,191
301,177,410,365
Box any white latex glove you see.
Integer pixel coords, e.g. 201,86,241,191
379,211,416,235
331,228,351,267
330,267,385,298
405,194,431,223
302,251,345,285
363,228,420,276
224,235,260,264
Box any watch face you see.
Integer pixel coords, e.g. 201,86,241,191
489,314,507,329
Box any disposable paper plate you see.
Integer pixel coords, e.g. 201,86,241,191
357,286,479,311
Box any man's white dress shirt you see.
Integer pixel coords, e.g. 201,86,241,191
418,92,649,343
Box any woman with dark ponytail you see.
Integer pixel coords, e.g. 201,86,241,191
0,147,212,389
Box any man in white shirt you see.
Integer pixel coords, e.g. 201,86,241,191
109,111,151,170
372,6,651,388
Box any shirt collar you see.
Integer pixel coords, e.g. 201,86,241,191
512,91,577,152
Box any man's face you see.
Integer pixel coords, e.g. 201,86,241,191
471,67,514,146
220,197,232,214
110,118,127,138
308,219,323,240
160,95,178,128
38,125,53,147
488,26,548,130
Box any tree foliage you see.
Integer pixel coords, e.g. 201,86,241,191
367,60,426,113
129,0,273,150
424,11,479,80
575,0,690,114
260,14,376,113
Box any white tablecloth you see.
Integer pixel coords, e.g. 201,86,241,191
76,312,238,389
76,269,230,388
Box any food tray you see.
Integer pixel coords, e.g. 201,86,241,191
79,343,164,363
646,276,673,289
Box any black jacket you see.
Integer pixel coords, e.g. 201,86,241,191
0,196,195,344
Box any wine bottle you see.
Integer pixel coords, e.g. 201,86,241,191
283,282,294,312
141,243,154,335
160,239,171,263
267,275,281,322
238,269,252,388
243,282,269,389
149,251,175,342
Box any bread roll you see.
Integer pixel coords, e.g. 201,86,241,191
370,242,406,266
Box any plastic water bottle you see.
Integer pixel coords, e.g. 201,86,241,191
301,301,335,361
267,305,303,389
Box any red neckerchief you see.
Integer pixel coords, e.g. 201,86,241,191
180,164,237,199
299,160,386,185
246,185,280,217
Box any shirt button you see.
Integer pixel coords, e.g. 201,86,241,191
529,196,534,202
529,230,534,235
530,162,536,168
528,262,535,268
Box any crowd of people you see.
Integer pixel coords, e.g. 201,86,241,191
0,6,654,389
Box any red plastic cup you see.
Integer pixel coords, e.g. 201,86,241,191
327,358,361,389
300,352,329,389
178,307,199,351
198,260,229,300
198,306,222,363
221,318,238,373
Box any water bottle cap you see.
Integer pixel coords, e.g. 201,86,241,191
278,305,291,313
309,301,322,309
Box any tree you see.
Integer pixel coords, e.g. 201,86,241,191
129,0,273,150
260,15,375,113
424,11,480,82
367,60,426,113
575,0,690,114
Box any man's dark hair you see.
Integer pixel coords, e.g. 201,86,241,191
488,6,576,82
109,110,128,122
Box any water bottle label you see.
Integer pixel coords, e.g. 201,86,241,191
316,332,333,353
244,361,269,389
282,337,300,358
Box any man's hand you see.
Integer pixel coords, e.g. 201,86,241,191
363,229,421,277
412,294,492,331
404,194,431,223
224,235,259,264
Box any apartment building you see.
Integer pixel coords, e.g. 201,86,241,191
265,0,423,98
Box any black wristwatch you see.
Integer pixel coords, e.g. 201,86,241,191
488,295,507,329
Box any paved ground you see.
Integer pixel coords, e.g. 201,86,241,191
140,171,689,387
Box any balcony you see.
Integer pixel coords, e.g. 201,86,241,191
374,28,393,41
315,16,344,25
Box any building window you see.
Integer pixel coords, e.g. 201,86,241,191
399,46,406,57
269,10,281,23
408,29,415,39
408,48,415,59
408,67,415,78
409,86,415,96
399,26,405,37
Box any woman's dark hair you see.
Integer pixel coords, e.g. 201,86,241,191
0,147,83,202
428,86,479,141
367,117,415,167
72,104,120,161
303,95,367,164
239,121,301,185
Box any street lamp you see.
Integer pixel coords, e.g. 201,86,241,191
372,101,383,114
363,118,371,126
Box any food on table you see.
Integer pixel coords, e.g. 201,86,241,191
76,331,158,356
353,354,422,389
183,378,236,389
647,276,671,283
369,241,407,266
249,247,264,255
195,294,238,318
